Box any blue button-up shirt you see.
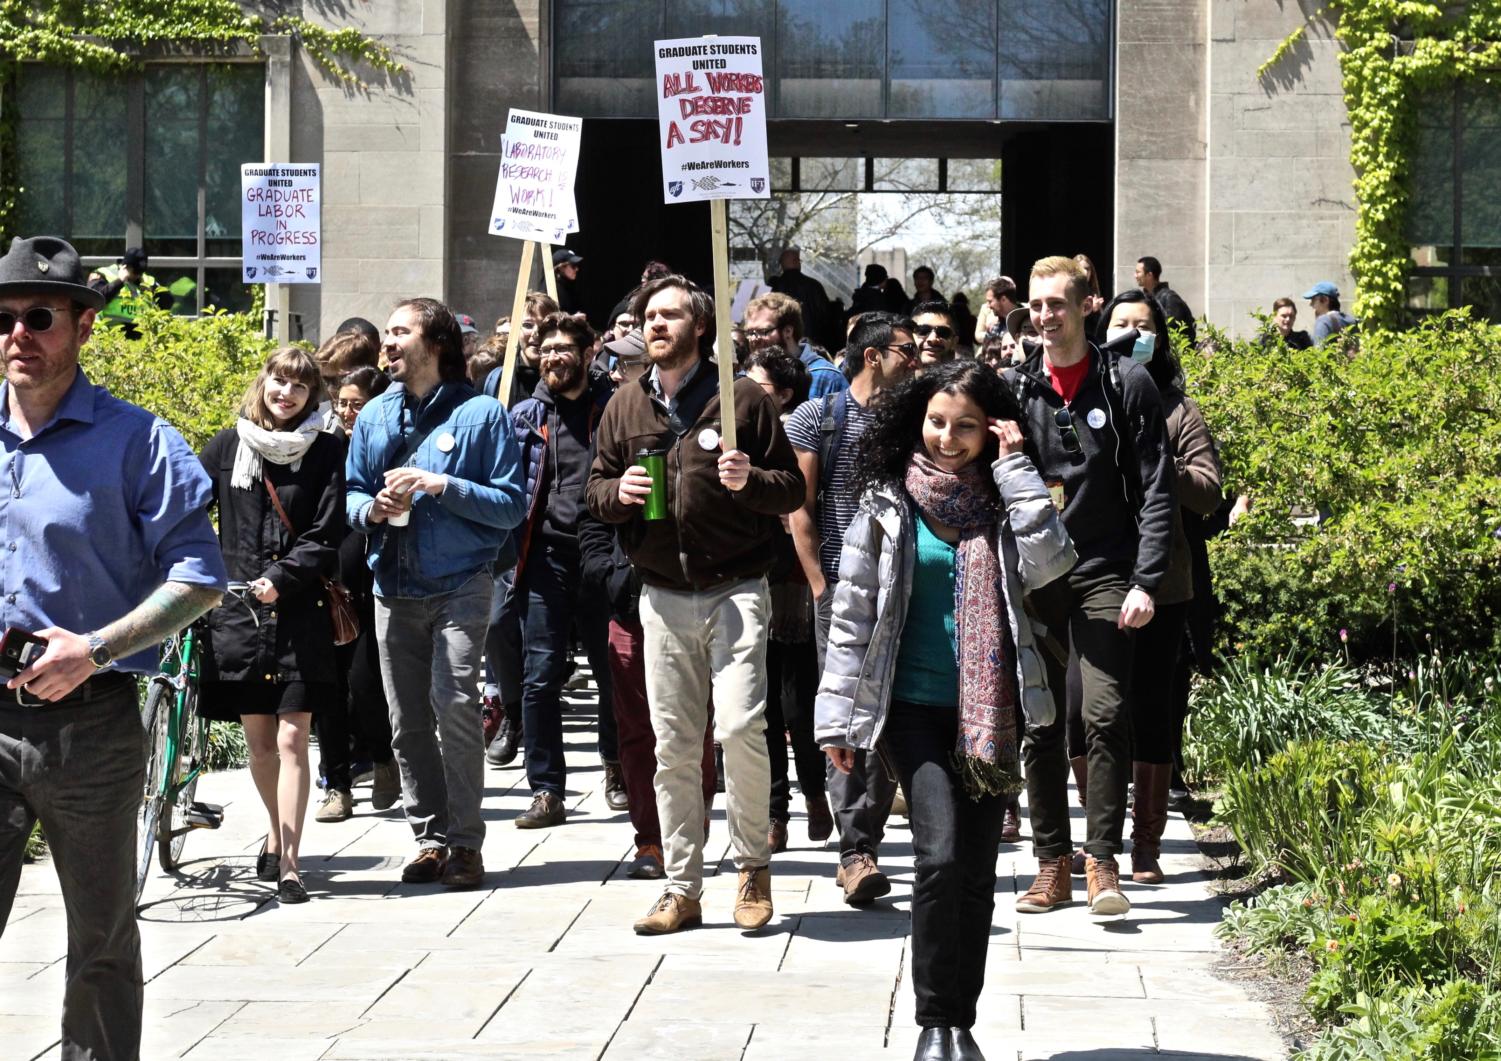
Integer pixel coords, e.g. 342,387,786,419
0,369,228,674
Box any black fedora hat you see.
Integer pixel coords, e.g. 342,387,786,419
0,236,106,310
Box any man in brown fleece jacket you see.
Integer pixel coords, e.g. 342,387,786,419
586,274,804,936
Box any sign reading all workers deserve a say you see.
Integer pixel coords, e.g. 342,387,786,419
654,36,769,204
241,164,321,283
488,108,583,243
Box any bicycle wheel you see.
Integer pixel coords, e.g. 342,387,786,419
158,683,206,873
137,679,172,903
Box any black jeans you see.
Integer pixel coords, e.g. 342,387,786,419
765,638,825,821
0,684,144,1060
318,597,394,791
886,700,1007,1030
1130,601,1189,764
518,544,613,796
1023,566,1134,859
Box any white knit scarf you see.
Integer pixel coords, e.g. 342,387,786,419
231,416,322,490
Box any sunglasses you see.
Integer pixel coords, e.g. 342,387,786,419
913,324,954,340
744,327,778,340
885,341,919,359
0,306,74,335
1055,407,1081,454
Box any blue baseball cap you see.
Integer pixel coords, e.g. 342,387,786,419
1301,281,1340,300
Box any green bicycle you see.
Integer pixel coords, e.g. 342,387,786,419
135,581,253,904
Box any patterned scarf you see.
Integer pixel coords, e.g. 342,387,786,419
231,416,322,490
903,451,1023,798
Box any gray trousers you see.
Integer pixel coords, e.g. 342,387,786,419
0,684,144,1061
816,584,898,860
376,572,493,852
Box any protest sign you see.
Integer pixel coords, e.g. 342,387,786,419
654,36,770,205
241,164,320,284
489,109,582,243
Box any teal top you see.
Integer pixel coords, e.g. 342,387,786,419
892,510,960,706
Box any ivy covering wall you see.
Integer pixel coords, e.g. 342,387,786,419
1262,2,1501,328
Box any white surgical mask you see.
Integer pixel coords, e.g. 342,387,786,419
1105,326,1156,365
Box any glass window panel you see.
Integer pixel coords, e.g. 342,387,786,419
145,66,202,257
1460,84,1501,261
1461,275,1501,323
1405,275,1451,323
203,267,255,315
801,157,862,191
873,157,938,191
663,0,771,40
15,66,68,237
70,71,128,253
997,0,1111,120
150,266,202,315
770,157,793,190
889,0,995,119
1407,87,1453,259
946,157,1002,191
777,0,883,118
555,0,658,116
205,65,263,258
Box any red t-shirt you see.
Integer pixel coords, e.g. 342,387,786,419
1045,355,1089,404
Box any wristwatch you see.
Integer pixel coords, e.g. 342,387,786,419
86,633,114,670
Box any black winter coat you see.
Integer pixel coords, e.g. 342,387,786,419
198,427,344,686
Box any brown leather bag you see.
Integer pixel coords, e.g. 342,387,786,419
263,474,360,646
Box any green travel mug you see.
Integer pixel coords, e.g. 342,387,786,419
638,448,669,521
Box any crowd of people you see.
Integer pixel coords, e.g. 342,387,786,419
0,229,1320,1061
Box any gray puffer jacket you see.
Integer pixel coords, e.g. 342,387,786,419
814,452,1076,751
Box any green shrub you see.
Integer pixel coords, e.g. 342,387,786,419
1298,982,1501,1061
1307,894,1458,1020
1217,882,1331,957
205,720,248,771
1187,312,1501,663
80,301,276,450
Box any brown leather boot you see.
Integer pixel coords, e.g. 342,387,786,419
1069,755,1088,809
1015,854,1073,913
1130,762,1172,884
1086,854,1130,915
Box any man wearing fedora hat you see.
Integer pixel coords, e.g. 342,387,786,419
0,236,227,1060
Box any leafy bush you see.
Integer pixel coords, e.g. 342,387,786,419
1187,312,1501,663
1217,882,1330,957
1297,982,1501,1061
1306,894,1459,1020
80,301,276,450
206,720,249,771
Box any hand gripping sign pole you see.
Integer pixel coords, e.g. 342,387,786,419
654,34,771,453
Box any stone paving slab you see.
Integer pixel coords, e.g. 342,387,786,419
4,692,1288,1060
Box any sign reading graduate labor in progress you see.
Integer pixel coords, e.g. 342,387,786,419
241,164,321,283
488,108,583,243
654,36,770,205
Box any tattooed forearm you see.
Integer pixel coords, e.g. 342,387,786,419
97,582,223,660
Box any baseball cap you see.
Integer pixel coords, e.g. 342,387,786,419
121,247,148,269
1301,281,1340,300
604,327,645,361
455,313,478,335
552,248,583,268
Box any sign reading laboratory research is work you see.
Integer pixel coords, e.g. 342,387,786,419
488,108,583,243
654,36,770,204
241,164,321,284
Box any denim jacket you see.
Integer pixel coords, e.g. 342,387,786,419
346,380,527,599
814,452,1076,751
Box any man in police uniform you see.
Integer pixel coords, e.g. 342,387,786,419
87,246,170,335
0,236,227,1060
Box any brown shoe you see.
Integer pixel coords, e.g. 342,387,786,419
441,846,484,888
1071,849,1088,876
633,891,702,935
805,794,834,843
315,788,353,823
1000,804,1021,843
1085,854,1130,915
733,866,773,929
516,791,565,829
1015,854,1072,912
1130,761,1171,884
840,853,891,906
768,818,789,854
400,846,447,883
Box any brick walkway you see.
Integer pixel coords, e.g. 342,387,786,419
4,685,1287,1060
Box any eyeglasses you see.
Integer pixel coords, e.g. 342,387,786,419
1055,407,1081,454
0,306,74,335
744,327,778,340
539,344,577,356
333,398,367,412
913,323,954,340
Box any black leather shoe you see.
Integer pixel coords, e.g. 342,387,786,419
914,1027,951,1060
602,760,629,811
277,876,309,904
949,1028,985,1061
256,839,279,883
486,712,521,767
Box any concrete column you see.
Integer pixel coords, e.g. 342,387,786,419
263,35,294,342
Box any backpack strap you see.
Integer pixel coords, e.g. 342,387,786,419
816,390,848,503
1095,348,1143,516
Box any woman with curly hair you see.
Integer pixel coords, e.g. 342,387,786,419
815,361,1076,1061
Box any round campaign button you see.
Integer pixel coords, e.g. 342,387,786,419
698,428,720,451
1086,408,1107,430
436,432,457,453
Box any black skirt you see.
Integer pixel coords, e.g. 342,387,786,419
198,680,336,723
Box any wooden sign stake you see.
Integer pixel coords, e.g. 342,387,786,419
709,198,737,452
498,239,536,409
541,242,559,302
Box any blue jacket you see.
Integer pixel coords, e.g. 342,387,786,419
510,372,614,580
799,338,848,400
346,380,526,597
